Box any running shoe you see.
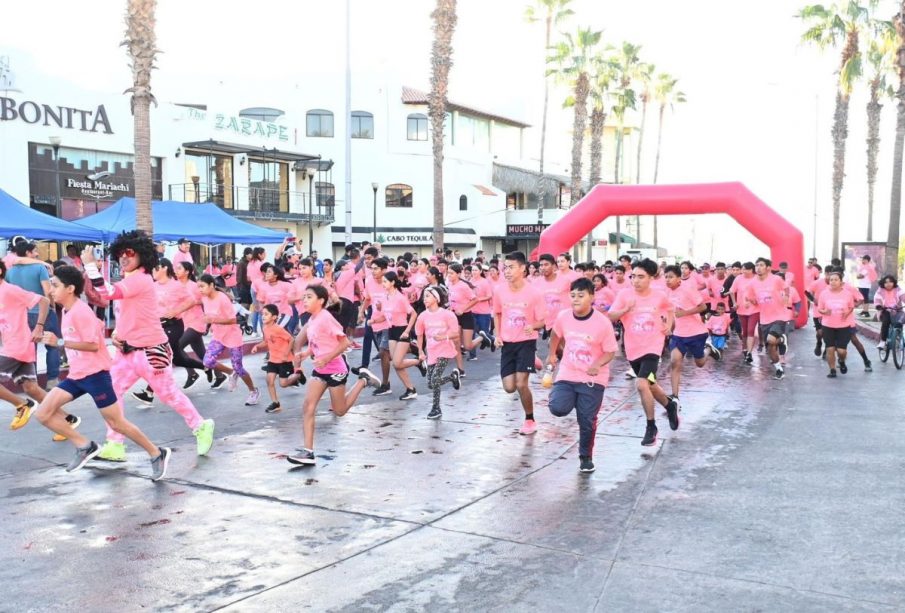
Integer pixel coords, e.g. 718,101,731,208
184,371,200,389
519,419,537,435
827,369,837,378
211,373,228,389
579,457,595,473
59,358,69,371
357,367,382,388
457,369,466,378
400,388,418,401
707,342,722,361
625,368,637,380
205,368,214,383
150,447,172,482
744,352,754,365
265,402,282,414
477,330,492,350
6,398,32,431
417,360,428,377
467,355,478,362
287,448,316,465
864,360,873,372
427,406,442,419
132,390,154,405
450,369,461,390
53,413,82,442
228,372,240,392
194,419,215,456
877,340,887,350
97,440,127,462
66,441,100,472
641,422,658,446
373,384,392,396
245,389,261,406
814,342,823,357
779,334,788,348
839,359,848,374
665,398,680,431
293,370,307,386
773,365,784,380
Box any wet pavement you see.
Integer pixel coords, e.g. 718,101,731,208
3,328,904,612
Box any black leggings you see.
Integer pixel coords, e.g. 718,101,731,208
162,319,205,371
179,327,208,369
880,309,892,340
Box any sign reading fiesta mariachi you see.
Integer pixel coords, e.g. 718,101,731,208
65,178,131,200
0,96,113,134
185,107,289,142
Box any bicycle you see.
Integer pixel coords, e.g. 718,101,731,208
877,306,905,369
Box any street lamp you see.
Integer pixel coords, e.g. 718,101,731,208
371,182,378,242
49,136,62,219
308,168,315,254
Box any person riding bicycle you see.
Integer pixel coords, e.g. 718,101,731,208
874,275,905,350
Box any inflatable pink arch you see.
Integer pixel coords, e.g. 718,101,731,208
533,182,807,328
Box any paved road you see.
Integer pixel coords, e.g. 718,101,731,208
3,327,904,612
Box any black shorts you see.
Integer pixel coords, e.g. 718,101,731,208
456,312,475,331
312,369,349,387
629,354,660,383
822,326,852,349
759,321,787,342
263,361,294,378
500,339,537,378
389,325,408,342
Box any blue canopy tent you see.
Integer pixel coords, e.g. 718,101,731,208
0,188,103,241
77,198,289,244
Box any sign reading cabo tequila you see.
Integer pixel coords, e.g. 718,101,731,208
0,96,113,134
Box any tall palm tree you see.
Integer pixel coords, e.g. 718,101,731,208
610,42,642,253
585,51,616,259
429,0,457,252
888,1,905,275
122,0,159,234
525,0,574,224
635,62,655,185
651,73,686,251
865,21,895,241
799,0,874,260
548,27,603,212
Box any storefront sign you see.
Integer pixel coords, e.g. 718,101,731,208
65,178,131,200
0,96,113,134
185,107,289,142
381,233,434,245
506,223,548,237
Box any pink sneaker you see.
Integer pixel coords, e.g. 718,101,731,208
228,372,240,392
244,389,260,406
519,419,537,435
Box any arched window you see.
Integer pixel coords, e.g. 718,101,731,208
406,113,428,141
386,183,413,208
306,109,334,137
351,111,374,139
459,194,467,211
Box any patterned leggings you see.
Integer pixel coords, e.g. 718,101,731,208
203,340,248,377
426,357,453,410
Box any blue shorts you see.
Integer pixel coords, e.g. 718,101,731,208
57,370,118,409
669,333,708,359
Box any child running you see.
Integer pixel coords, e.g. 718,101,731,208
706,302,731,354
286,285,381,465
546,278,618,473
817,270,856,378
415,285,461,419
250,304,305,414
33,265,171,480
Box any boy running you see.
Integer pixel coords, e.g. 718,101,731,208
744,257,790,379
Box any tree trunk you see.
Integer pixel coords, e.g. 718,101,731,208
428,0,457,253
133,94,153,233
570,72,589,205
614,124,623,254
537,13,552,225
636,97,647,184
866,82,882,242
652,103,666,252
589,107,605,185
889,4,905,276
831,90,850,260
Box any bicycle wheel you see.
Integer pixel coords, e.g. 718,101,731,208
893,329,905,370
879,335,891,363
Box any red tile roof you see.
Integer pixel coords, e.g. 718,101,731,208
401,86,530,128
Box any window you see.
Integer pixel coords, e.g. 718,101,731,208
248,158,288,212
316,181,335,208
407,113,428,141
386,183,413,208
459,195,467,211
184,151,234,209
351,111,374,139
306,109,334,137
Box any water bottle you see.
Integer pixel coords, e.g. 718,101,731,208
542,364,554,388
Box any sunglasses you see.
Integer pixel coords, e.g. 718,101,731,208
117,248,137,259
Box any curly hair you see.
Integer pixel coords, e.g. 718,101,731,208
110,230,158,274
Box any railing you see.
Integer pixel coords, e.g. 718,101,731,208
168,183,334,223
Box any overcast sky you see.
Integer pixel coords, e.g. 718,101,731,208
2,0,900,261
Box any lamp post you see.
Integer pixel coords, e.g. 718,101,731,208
371,182,378,243
49,136,62,219
308,168,315,254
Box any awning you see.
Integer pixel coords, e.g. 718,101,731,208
0,188,102,241
181,139,319,163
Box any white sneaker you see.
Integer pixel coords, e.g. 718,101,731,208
625,368,637,379
244,389,260,406
877,340,887,350
228,371,240,392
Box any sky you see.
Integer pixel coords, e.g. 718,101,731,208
1,0,901,262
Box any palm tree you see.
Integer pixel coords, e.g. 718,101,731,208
122,0,159,234
888,2,905,276
428,0,457,252
865,22,895,241
525,0,574,224
548,27,603,211
610,42,642,254
585,51,616,259
799,1,874,260
634,62,655,185
651,72,686,251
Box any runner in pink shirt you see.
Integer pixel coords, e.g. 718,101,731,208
609,258,677,445
592,274,617,313
730,262,759,364
247,248,266,333
33,265,171,479
362,257,393,394
286,285,381,465
546,277,618,473
856,255,879,317
172,238,194,269
744,258,790,379
492,251,546,435
257,263,298,331
447,264,490,372
380,271,420,400
556,253,580,285
706,302,731,353
817,270,856,377
610,266,630,293
806,265,828,356
469,264,496,351
537,254,571,335
415,285,461,419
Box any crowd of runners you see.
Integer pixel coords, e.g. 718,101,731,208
2,231,903,480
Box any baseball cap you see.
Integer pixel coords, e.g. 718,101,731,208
177,237,190,245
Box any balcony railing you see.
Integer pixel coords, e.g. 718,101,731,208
168,183,334,223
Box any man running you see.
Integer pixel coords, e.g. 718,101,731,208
745,257,790,379
730,262,759,364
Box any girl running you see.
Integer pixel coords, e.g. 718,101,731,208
415,285,461,419
175,261,217,388
379,271,421,400
592,274,616,313
817,270,856,378
286,285,381,465
257,263,297,332
446,263,491,372
251,304,305,413
470,264,495,351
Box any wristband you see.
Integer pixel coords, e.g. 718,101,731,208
36,322,45,327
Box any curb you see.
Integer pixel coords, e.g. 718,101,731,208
856,322,881,342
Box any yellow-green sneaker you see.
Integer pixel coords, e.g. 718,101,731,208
97,440,127,462
194,419,215,456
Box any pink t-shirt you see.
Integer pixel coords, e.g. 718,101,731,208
367,280,392,333
62,299,112,379
447,279,476,315
708,276,729,309
786,286,801,320
552,309,618,386
875,287,905,308
221,262,237,288
409,272,429,296
114,271,167,347
650,277,667,292
0,281,41,362
172,250,194,268
808,278,828,318
610,278,630,293
667,284,707,337
745,275,788,325
610,289,674,361
415,307,460,364
492,282,545,343
307,309,347,374
258,280,295,316
247,260,264,285
180,280,206,333
203,291,242,348
385,290,414,327
818,288,855,328
731,274,759,316
155,279,190,319
471,278,493,315
537,275,571,329
706,313,731,336
334,262,357,302
593,287,616,312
